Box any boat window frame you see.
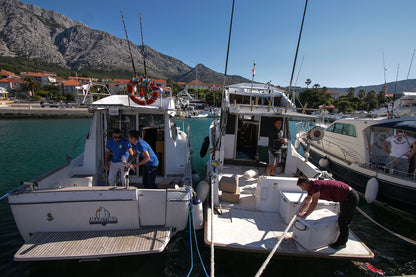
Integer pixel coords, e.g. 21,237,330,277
326,122,356,137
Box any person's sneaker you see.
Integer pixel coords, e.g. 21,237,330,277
329,242,346,249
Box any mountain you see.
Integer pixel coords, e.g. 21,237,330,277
0,0,249,84
328,79,416,95
178,64,250,85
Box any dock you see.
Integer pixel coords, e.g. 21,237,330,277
0,103,91,118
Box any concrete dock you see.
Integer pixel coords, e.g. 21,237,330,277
0,103,91,118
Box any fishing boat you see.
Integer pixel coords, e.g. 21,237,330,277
296,115,416,216
202,82,373,259
7,89,202,261
0,87,14,107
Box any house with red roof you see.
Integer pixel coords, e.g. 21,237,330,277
61,79,81,93
0,77,24,91
22,72,50,85
186,80,209,90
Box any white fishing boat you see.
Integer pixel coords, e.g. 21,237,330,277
7,90,202,261
0,87,14,107
202,83,373,259
296,115,416,216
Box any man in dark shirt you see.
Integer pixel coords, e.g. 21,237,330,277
296,176,359,249
267,119,287,176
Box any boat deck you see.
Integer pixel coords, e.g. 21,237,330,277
14,227,171,261
205,163,374,259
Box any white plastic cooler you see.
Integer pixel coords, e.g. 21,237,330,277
279,191,339,224
292,208,339,250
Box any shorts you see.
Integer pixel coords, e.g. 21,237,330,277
268,149,281,165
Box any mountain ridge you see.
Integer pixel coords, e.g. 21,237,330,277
0,0,249,84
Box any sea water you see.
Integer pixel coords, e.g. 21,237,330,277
0,118,415,276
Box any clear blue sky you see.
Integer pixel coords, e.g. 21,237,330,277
21,0,416,88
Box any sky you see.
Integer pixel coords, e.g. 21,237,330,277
19,0,416,88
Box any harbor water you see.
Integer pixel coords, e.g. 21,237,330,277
0,118,415,276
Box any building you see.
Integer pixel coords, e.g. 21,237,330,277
22,72,50,86
186,80,209,90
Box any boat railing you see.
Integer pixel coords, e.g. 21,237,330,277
368,162,416,180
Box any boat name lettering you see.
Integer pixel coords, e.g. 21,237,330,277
89,207,118,226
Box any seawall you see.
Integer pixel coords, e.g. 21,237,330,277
0,104,92,118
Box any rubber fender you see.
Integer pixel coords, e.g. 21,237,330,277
294,138,301,150
365,177,379,203
196,179,210,203
319,157,329,168
243,169,258,180
192,197,204,230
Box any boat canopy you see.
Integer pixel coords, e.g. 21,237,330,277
372,120,416,133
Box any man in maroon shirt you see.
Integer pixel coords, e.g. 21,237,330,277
296,176,359,249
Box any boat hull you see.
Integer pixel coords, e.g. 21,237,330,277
303,142,416,216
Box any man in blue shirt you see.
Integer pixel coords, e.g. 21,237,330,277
104,129,133,186
127,129,159,189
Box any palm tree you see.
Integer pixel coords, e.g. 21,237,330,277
23,76,40,98
305,79,311,88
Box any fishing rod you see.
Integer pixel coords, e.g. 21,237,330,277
139,12,148,79
120,10,137,79
288,0,308,102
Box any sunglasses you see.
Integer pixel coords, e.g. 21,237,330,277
113,136,122,140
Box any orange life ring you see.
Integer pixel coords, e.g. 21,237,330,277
127,79,160,105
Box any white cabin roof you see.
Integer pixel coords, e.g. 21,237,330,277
90,95,175,112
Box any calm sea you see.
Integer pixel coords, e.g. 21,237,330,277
0,118,415,277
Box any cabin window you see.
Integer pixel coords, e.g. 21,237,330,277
326,123,356,137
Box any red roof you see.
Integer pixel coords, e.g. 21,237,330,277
62,79,81,86
188,80,208,86
24,72,48,77
0,77,23,83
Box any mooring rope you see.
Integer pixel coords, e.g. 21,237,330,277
255,192,306,277
0,192,9,201
356,207,416,246
186,188,209,277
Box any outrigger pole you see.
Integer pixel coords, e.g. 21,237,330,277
288,0,308,102
139,12,148,79
121,10,137,79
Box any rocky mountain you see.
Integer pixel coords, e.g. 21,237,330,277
0,0,249,84
178,64,250,85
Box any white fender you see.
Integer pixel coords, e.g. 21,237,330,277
295,138,301,150
192,172,200,185
196,179,210,203
243,169,258,180
365,177,379,203
192,197,204,230
319,157,329,168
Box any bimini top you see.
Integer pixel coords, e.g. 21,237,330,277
372,119,416,133
90,95,176,113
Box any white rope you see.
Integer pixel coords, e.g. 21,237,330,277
255,192,305,277
210,167,216,277
356,207,416,246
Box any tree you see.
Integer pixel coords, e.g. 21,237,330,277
305,79,311,88
297,87,333,110
357,89,366,101
347,87,355,100
23,76,41,98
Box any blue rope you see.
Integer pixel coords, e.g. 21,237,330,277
191,203,209,276
186,187,209,277
186,188,194,277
